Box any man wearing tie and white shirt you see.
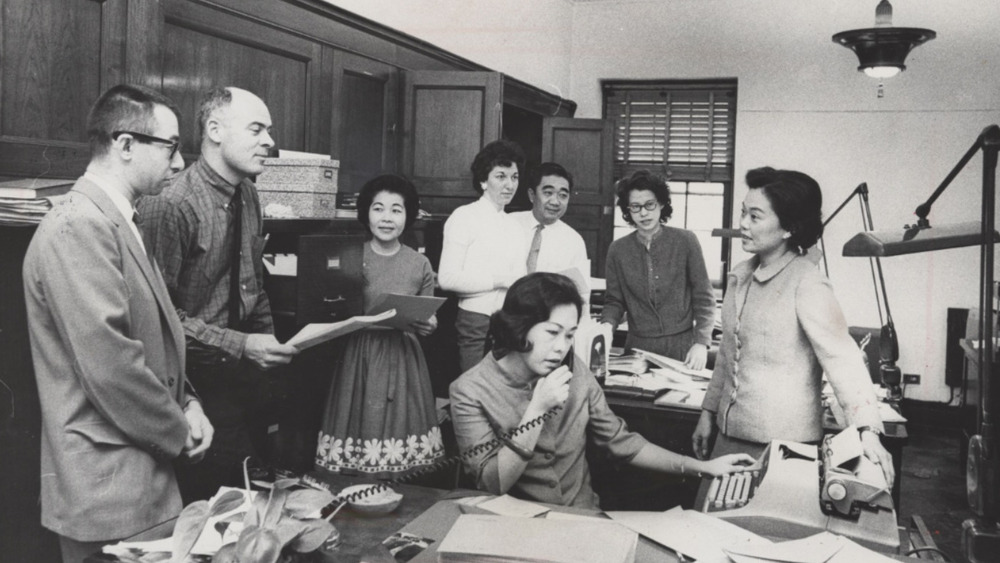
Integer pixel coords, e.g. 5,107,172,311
511,162,590,305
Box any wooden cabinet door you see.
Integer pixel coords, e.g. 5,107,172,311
158,0,324,155
401,71,502,216
329,51,399,194
541,117,614,276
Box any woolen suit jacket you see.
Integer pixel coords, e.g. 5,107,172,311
23,178,193,541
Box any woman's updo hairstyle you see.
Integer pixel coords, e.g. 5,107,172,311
356,174,421,231
489,273,582,359
614,169,673,227
745,166,824,253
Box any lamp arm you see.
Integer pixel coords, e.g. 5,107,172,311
860,188,899,366
914,131,989,226
821,183,869,275
823,183,868,228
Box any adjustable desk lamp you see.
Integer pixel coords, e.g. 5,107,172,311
820,183,901,402
843,124,1000,562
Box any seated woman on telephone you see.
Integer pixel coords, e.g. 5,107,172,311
449,272,754,509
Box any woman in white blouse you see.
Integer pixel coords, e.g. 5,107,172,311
439,140,528,373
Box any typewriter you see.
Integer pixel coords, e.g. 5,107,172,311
698,427,898,553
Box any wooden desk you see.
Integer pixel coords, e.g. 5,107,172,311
87,471,930,562
603,395,908,512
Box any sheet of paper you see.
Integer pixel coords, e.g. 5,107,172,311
827,536,898,562
262,253,297,276
477,495,551,518
606,507,770,563
437,514,637,563
545,510,604,521
286,309,396,349
826,425,863,469
723,531,845,563
453,496,491,507
877,401,907,422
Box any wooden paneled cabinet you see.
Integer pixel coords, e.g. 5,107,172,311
0,1,604,560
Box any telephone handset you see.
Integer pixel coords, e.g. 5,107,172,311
322,404,563,511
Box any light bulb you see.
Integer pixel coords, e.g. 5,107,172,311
864,66,902,79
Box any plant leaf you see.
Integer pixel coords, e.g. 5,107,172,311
288,519,338,553
169,500,209,563
272,477,300,490
244,491,268,528
236,526,282,563
273,518,308,548
213,512,245,540
285,489,336,518
209,489,247,517
262,486,288,529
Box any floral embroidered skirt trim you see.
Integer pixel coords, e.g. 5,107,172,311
315,329,444,478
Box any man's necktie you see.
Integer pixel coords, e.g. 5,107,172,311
526,223,544,273
228,187,243,329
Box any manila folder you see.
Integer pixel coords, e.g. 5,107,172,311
367,293,445,331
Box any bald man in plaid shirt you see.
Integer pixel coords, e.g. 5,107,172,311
139,87,299,502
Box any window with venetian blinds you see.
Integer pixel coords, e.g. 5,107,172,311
603,80,737,182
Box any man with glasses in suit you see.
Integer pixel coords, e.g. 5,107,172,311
23,84,213,563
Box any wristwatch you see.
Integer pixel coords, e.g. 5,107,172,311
857,425,884,438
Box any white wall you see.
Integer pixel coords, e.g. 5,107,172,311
324,0,1000,402
321,0,574,99
569,0,1000,402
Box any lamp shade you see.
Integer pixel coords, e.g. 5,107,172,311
833,27,936,77
842,221,999,257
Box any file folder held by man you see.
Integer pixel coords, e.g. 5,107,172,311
286,309,396,350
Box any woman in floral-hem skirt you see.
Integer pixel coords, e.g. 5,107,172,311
315,175,444,478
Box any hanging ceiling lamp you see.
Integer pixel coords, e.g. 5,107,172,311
832,0,935,79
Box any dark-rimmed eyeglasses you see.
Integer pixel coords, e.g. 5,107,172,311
627,200,660,214
112,130,181,159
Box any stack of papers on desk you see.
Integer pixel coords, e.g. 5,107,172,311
604,362,708,407
608,354,649,376
437,514,637,563
633,348,713,380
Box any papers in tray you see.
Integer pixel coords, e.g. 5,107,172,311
436,513,637,563
367,293,446,331
286,309,396,350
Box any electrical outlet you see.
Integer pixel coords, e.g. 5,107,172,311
903,373,921,385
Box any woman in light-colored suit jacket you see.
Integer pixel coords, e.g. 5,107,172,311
691,166,894,488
